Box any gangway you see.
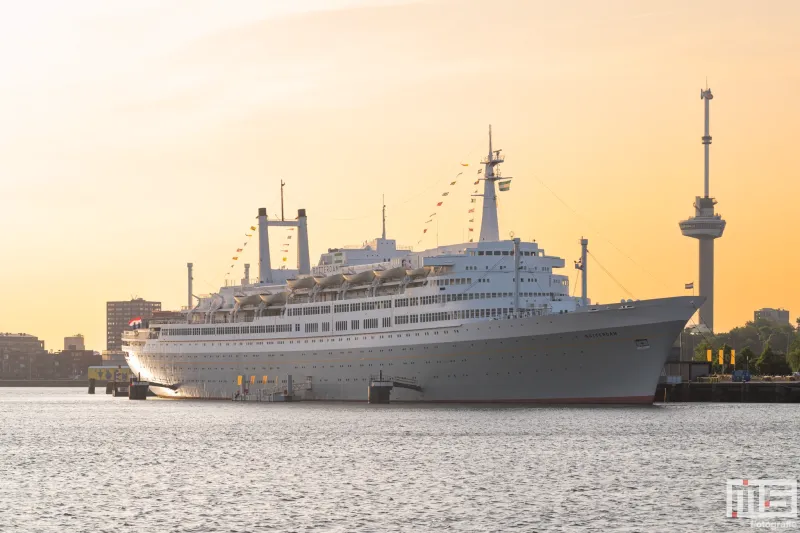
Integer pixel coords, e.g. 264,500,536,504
368,371,422,403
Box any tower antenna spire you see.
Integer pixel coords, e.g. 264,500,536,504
700,87,713,198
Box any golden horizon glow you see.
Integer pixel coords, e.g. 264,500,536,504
1,0,799,351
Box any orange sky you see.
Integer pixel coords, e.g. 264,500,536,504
1,0,798,351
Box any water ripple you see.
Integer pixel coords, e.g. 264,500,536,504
0,389,797,532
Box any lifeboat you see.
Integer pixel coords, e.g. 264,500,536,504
374,266,406,281
259,292,288,306
314,273,345,288
234,294,267,306
406,266,432,279
287,276,317,290
343,270,375,284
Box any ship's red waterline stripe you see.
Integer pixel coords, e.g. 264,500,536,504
423,396,654,405
154,395,654,404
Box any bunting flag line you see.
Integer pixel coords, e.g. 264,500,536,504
425,219,433,223
245,233,252,237
232,256,239,260
450,181,457,186
460,162,469,167
250,226,256,230
477,169,482,174
470,198,476,203
287,235,293,239
429,212,436,218
236,248,243,252
468,208,475,213
474,180,480,185
437,202,443,206
468,228,474,232
469,218,474,222
499,180,511,191
423,228,428,233
441,192,449,196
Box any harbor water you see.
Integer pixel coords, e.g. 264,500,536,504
1,388,797,532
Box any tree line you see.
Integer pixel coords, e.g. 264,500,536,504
692,317,800,375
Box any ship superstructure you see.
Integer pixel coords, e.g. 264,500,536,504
123,128,702,403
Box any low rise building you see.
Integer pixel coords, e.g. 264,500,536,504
0,333,47,379
64,334,85,351
754,308,790,325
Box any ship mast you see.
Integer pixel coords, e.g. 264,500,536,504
382,195,386,240
477,125,510,242
280,180,285,221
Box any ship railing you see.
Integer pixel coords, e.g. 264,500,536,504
150,319,190,325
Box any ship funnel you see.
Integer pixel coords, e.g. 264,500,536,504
297,209,311,275
258,207,272,283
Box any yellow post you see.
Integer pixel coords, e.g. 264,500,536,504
262,375,268,384
706,349,712,362
237,375,242,385
249,375,255,385
718,349,724,365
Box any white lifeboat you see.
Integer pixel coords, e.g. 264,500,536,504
374,266,406,281
259,292,288,306
343,270,375,284
287,276,317,290
314,273,345,288
234,294,267,306
406,266,432,279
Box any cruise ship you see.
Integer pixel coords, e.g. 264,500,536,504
123,128,702,403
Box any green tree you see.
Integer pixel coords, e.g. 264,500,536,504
727,325,763,354
693,341,713,363
788,349,800,373
694,342,735,373
756,346,792,376
737,346,757,372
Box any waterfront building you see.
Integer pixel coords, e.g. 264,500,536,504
106,298,161,351
0,333,47,379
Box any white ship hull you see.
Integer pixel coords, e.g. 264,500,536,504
123,296,700,404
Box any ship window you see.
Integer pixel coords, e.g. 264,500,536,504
478,251,484,256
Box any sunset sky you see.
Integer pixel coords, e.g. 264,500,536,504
1,0,798,351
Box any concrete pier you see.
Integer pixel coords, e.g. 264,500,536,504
656,381,800,403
